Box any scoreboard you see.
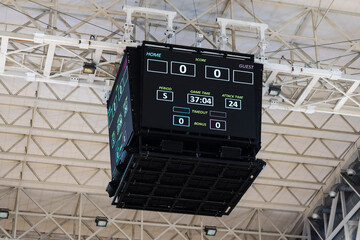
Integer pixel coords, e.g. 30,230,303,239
107,56,133,172
141,44,262,141
106,42,265,217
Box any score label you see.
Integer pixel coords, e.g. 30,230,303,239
205,66,230,81
187,93,214,107
225,98,242,110
156,90,174,102
173,115,190,127
171,61,196,77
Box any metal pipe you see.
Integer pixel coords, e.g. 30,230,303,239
346,161,360,176
329,183,353,198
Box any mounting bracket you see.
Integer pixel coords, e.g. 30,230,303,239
216,18,268,62
122,6,177,43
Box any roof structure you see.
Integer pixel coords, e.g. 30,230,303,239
0,0,360,239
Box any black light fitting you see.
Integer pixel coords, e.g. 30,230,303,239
0,208,9,219
268,84,281,96
83,62,96,74
95,216,108,227
204,226,217,236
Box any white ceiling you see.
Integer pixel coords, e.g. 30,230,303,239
0,0,360,239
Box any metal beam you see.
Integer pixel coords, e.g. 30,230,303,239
339,191,351,240
0,150,340,172
263,100,360,117
0,178,105,194
0,173,321,195
0,37,9,73
262,123,358,142
255,177,323,190
0,94,106,115
43,43,56,77
6,211,307,239
0,152,109,169
239,200,307,212
334,82,360,111
340,172,360,198
325,194,338,237
326,200,360,240
0,124,108,143
0,177,311,212
259,151,341,167
356,217,360,240
295,77,320,106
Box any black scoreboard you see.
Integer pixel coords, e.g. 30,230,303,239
142,44,262,140
106,42,265,217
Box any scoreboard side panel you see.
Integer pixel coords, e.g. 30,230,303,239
107,55,134,174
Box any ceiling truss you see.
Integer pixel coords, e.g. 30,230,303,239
0,0,360,239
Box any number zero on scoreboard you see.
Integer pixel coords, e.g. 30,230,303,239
205,65,230,81
173,115,190,127
210,119,226,131
171,61,196,77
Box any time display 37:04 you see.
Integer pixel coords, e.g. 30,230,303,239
187,93,214,106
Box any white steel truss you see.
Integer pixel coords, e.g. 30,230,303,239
0,0,360,239
0,188,309,240
306,166,360,240
0,30,359,116
0,31,138,91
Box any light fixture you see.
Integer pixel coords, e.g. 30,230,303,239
204,226,217,236
0,208,9,219
346,161,360,176
311,206,324,219
83,62,96,74
329,183,352,198
95,216,108,227
268,84,281,96
311,206,340,219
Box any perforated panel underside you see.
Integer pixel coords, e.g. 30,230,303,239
115,153,265,216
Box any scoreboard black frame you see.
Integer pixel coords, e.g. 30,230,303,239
106,41,265,217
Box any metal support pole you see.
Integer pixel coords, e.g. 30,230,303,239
326,200,360,240
356,217,360,240
216,18,268,61
340,191,351,240
195,33,203,48
305,220,312,240
325,194,338,237
122,6,176,43
0,37,9,73
43,43,56,77
78,193,82,240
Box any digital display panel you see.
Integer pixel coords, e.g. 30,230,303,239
141,45,262,140
107,56,133,172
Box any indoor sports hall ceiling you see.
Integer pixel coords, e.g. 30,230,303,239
0,0,360,239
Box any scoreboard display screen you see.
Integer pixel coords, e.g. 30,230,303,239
107,56,133,172
107,42,265,217
141,44,262,140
